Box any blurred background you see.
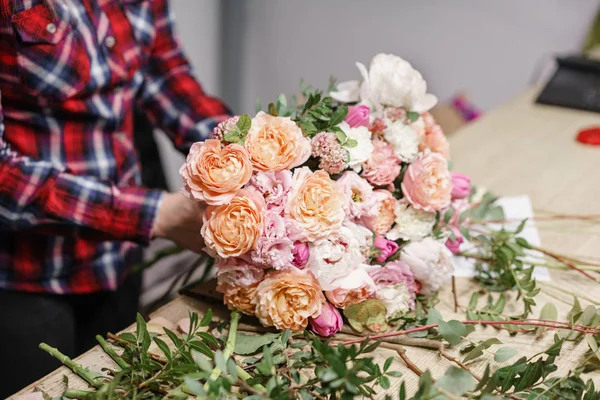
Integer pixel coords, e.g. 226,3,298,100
143,0,600,308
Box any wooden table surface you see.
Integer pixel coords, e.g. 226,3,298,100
12,88,600,398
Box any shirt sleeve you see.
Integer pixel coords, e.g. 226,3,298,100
0,90,164,244
136,0,231,153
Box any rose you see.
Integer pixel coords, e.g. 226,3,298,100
253,269,325,331
344,105,370,127
382,119,419,163
285,167,346,241
336,171,376,220
360,189,397,235
401,152,452,212
419,112,450,159
367,261,418,309
309,302,343,337
179,139,253,205
249,170,293,215
340,122,373,172
451,172,471,200
250,210,294,270
202,188,265,258
291,241,310,268
325,268,376,309
216,258,265,291
244,112,311,172
400,237,454,295
385,201,436,242
223,284,259,316
445,227,464,254
373,236,399,262
361,139,401,186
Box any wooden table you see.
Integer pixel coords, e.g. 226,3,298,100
12,88,600,398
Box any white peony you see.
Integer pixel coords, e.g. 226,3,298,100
331,54,437,114
375,284,411,321
386,202,436,241
382,119,419,162
340,122,373,172
307,224,367,291
400,238,454,295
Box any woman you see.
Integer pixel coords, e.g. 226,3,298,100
0,0,228,395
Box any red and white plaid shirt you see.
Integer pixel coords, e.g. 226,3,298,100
0,0,229,293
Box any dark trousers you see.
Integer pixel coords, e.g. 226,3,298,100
0,273,142,398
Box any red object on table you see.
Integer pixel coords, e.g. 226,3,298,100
576,126,600,146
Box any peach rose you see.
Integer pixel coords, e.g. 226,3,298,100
223,283,259,316
253,269,325,331
245,111,311,172
201,189,265,258
401,152,452,212
361,190,396,235
419,112,450,160
285,167,346,241
326,279,376,309
179,139,253,205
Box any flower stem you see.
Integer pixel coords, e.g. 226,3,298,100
96,335,129,370
64,388,95,399
39,343,104,388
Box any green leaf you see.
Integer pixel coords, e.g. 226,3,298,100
494,347,517,362
330,105,348,127
223,130,242,144
434,366,477,396
184,377,205,396
153,337,172,361
427,308,443,325
164,328,183,349
268,102,278,116
344,138,358,148
468,292,479,309
536,303,558,335
234,333,279,355
334,130,347,144
200,309,213,327
439,320,467,345
515,218,528,234
383,357,393,372
379,375,391,389
586,335,600,363
236,114,252,134
407,111,420,122
191,350,213,373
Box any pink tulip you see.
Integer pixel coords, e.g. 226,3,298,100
451,172,471,200
309,302,343,337
344,105,370,128
291,241,310,268
445,227,464,254
373,236,399,262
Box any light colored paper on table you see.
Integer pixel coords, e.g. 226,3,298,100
452,194,551,281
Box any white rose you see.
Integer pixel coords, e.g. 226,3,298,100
340,122,373,172
400,238,454,295
382,119,419,162
375,284,411,321
386,202,436,241
330,80,361,103
307,224,366,290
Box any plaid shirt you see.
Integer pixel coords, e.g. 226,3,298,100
0,0,229,294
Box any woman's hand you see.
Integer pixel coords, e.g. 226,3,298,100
151,192,207,253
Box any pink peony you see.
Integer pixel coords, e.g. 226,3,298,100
401,238,454,295
311,132,349,175
309,302,343,337
250,210,294,270
367,261,418,308
211,115,240,141
451,172,471,200
445,227,464,254
291,241,310,268
401,152,452,212
373,236,399,262
419,112,450,159
360,190,397,235
216,258,265,291
249,170,293,215
361,139,402,186
336,171,376,220
345,105,370,128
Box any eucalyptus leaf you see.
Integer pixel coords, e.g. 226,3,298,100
494,347,518,362
234,333,280,355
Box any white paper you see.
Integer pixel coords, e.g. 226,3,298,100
452,195,551,281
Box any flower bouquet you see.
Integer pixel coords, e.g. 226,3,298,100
179,54,486,336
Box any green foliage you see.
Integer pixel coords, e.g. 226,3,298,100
223,114,252,144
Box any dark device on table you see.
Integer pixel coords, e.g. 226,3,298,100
535,56,600,113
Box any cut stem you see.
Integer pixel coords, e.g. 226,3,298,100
64,389,95,399
96,335,128,370
39,343,104,389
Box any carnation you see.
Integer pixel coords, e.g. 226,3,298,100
249,170,293,215
210,115,240,141
386,201,436,241
382,119,419,163
311,132,349,175
250,210,294,270
375,284,411,321
367,261,418,309
216,258,265,291
361,139,402,187
420,112,450,160
400,237,454,295
336,171,376,220
339,122,373,171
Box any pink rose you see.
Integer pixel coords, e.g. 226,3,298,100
373,236,399,262
291,241,310,268
367,261,418,308
250,210,294,270
309,302,343,337
360,190,397,235
451,172,471,200
445,227,464,254
336,171,376,220
419,112,450,160
345,105,370,128
216,258,265,291
249,170,293,215
325,267,377,308
401,152,452,212
361,139,402,186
